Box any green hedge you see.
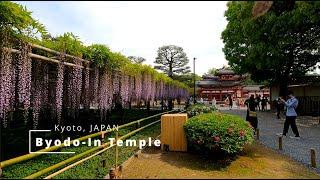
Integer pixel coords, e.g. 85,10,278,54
184,112,254,155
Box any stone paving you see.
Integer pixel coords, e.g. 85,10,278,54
219,107,320,173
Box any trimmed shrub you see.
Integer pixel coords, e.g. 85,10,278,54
187,103,217,117
184,112,254,155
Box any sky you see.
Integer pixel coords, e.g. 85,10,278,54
16,1,229,76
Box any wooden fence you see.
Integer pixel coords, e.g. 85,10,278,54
296,96,320,116
0,110,178,178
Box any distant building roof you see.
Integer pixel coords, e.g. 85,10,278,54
196,80,242,87
216,68,235,75
202,74,219,80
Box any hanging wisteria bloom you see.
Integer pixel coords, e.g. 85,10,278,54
31,61,49,129
55,54,65,124
107,72,113,109
113,72,120,95
163,84,169,100
81,62,90,109
98,69,113,119
90,67,99,105
128,76,134,103
16,42,32,123
158,80,164,100
120,73,130,106
155,81,160,101
42,63,49,108
134,74,142,102
150,78,156,103
0,47,15,128
66,58,83,118
142,72,152,101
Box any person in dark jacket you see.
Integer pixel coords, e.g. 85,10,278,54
255,95,261,111
261,97,267,111
245,95,258,132
275,97,283,119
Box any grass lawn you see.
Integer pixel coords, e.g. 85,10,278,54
121,142,320,179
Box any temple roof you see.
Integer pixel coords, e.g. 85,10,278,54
196,80,242,87
202,74,219,80
216,68,235,75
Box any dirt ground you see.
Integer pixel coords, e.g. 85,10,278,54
121,142,320,179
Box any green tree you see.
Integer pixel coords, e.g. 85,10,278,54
172,73,202,95
127,56,146,64
222,1,320,96
0,1,47,41
154,45,190,110
154,45,191,78
207,68,219,76
41,32,85,57
172,73,202,88
83,44,111,68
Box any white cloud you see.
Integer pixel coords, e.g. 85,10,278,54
17,1,229,75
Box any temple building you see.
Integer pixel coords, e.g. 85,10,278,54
196,68,269,104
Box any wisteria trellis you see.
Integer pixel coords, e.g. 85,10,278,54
0,44,189,129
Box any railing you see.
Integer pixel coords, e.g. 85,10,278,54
0,110,177,169
42,109,186,179
41,120,161,179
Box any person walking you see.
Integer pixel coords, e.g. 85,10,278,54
277,91,300,139
236,98,240,109
245,95,258,132
200,97,204,104
228,94,233,110
211,97,217,107
265,97,269,110
255,95,261,111
261,97,267,111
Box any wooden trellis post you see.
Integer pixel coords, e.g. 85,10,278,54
115,131,119,169
0,165,2,177
108,131,120,179
101,131,106,167
256,128,260,140
278,136,283,150
137,120,140,129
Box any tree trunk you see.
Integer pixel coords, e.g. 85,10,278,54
168,98,173,110
128,101,132,109
146,101,150,111
279,82,288,98
168,63,174,111
137,100,141,109
279,49,294,98
161,99,164,111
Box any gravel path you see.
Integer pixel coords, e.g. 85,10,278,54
220,108,320,173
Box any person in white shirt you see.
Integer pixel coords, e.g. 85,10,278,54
200,97,204,104
211,97,216,107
